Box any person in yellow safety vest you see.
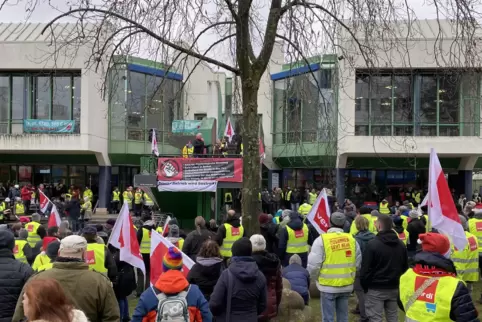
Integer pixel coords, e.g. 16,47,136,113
350,207,377,235
218,210,245,258
64,193,72,202
14,229,33,264
240,142,243,155
379,199,391,215
25,213,42,247
308,189,317,205
81,197,93,225
81,226,117,282
14,197,25,216
123,186,134,210
37,240,61,272
143,192,154,208
167,224,185,250
284,188,292,209
468,214,482,255
0,197,10,224
111,187,121,214
399,233,479,322
393,217,410,245
298,201,312,218
452,215,479,293
134,188,143,217
83,187,93,201
224,191,233,212
182,141,194,158
412,190,422,206
307,211,360,320
136,219,157,294
279,211,312,268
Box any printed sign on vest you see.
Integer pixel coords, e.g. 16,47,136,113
27,225,33,232
231,227,240,236
399,232,406,241
468,236,478,251
329,237,351,252
476,221,482,231
13,244,18,254
345,250,352,257
414,276,438,303
85,250,96,265
295,229,305,238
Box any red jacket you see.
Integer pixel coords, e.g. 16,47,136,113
21,187,32,201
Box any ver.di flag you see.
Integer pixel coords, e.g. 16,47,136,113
38,190,51,214
428,148,467,250
306,188,331,234
48,204,62,228
108,202,146,274
161,215,172,237
224,117,235,143
150,230,194,284
151,128,159,157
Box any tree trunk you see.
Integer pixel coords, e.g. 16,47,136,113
241,78,261,237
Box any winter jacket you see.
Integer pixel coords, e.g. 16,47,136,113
8,188,20,201
182,228,213,261
343,211,357,233
398,252,479,322
187,256,224,301
407,218,426,251
214,215,246,246
20,187,31,201
278,212,314,267
307,227,362,294
282,263,310,303
252,251,282,321
259,222,279,254
131,269,212,322
12,259,120,322
209,256,267,322
32,309,89,322
112,248,137,299
360,230,408,291
354,230,376,254
0,248,33,322
65,198,81,221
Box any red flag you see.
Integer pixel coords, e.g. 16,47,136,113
150,230,194,284
161,216,172,237
109,202,146,274
428,148,467,250
39,190,51,213
259,138,265,162
224,117,235,143
306,188,331,234
47,205,62,228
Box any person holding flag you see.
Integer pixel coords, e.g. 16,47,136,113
136,215,156,295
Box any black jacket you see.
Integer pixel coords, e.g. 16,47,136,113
209,256,267,322
398,252,479,322
0,248,33,322
112,248,136,299
407,218,426,251
360,230,408,291
65,198,81,220
193,139,206,155
182,228,213,261
187,256,224,301
259,222,279,254
214,216,246,246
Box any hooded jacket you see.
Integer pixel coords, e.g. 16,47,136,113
131,269,212,322
398,252,479,322
407,218,426,251
278,212,313,267
259,222,279,254
360,230,408,291
252,251,282,321
354,230,376,254
209,256,267,322
182,228,213,261
282,262,310,302
214,215,245,247
187,256,224,300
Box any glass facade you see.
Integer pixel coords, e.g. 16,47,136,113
273,68,337,144
282,168,335,190
0,72,81,134
109,69,182,142
354,70,480,136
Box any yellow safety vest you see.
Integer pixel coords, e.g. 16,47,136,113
298,203,312,216
182,146,194,158
38,262,54,272
134,192,143,204
319,232,356,287
156,227,163,234
32,253,50,271
15,203,25,215
31,191,36,199
379,202,390,214
123,191,132,205
141,228,151,254
309,193,317,205
85,243,107,273
174,238,185,250
397,229,410,245
220,223,244,257
274,217,280,224
225,192,233,203
112,191,120,201
413,192,421,204
144,194,153,205
65,193,72,201
83,189,93,199
240,143,243,155
82,201,92,211
26,222,41,247
286,224,309,253
258,192,261,201
0,202,5,220
401,216,408,230
452,231,479,282
424,214,430,232
468,218,482,252
399,269,458,321
350,214,377,235
285,191,292,201
14,239,28,263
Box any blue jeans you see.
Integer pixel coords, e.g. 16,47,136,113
118,297,129,319
321,291,350,322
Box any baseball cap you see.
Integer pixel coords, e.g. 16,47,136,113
59,235,87,255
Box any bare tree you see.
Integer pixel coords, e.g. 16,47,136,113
38,0,482,234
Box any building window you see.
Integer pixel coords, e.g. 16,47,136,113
194,113,206,120
33,76,51,119
126,71,146,141
52,76,72,120
0,76,8,134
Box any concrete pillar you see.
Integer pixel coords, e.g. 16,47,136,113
97,166,111,214
336,168,345,205
458,170,473,199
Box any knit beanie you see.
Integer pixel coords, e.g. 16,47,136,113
418,233,451,258
258,214,270,225
162,247,183,272
250,234,266,252
231,237,252,257
168,225,180,238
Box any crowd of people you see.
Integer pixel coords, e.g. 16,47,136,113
0,185,481,322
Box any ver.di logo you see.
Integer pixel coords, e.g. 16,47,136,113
159,159,180,178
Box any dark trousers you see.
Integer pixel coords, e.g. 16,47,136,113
118,297,129,320
111,201,120,214
23,200,31,215
136,253,151,295
134,203,142,217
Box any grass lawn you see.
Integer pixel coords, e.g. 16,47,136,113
128,282,482,321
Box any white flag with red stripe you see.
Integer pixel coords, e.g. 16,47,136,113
259,138,265,162
48,204,62,228
39,190,51,213
161,215,172,237
224,117,235,143
108,202,146,274
151,128,159,157
150,230,194,284
306,188,331,234
428,148,467,250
